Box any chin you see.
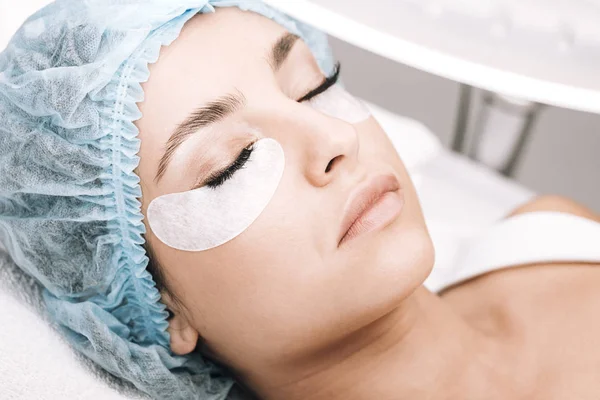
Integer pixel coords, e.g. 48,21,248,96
371,221,435,291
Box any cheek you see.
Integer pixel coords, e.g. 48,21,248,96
177,187,333,351
180,232,327,359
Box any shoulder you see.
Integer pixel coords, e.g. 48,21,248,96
507,195,600,223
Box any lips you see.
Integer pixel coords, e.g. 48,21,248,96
338,173,401,246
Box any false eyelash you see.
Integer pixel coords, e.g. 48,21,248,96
297,61,341,103
204,143,255,189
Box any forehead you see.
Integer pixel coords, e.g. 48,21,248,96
135,7,294,203
140,7,287,113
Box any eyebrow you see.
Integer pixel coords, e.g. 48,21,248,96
154,32,300,183
268,32,300,71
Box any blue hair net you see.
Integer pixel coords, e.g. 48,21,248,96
0,1,335,398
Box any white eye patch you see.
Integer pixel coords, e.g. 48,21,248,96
308,84,371,124
147,138,285,252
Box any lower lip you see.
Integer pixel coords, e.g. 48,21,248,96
339,190,405,247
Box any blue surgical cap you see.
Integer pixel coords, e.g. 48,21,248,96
0,1,335,398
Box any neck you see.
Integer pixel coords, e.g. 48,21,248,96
247,286,522,400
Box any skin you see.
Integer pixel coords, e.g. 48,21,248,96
135,7,600,400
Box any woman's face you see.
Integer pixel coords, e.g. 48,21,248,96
136,7,434,374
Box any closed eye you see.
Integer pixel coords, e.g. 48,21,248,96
297,62,341,103
193,142,255,190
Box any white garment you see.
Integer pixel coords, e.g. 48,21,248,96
425,211,600,293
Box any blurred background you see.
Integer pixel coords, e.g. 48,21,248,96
330,36,600,213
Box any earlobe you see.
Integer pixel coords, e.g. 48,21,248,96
167,312,199,355
161,291,199,355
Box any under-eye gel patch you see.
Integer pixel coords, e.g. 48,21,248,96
308,84,371,123
147,138,285,252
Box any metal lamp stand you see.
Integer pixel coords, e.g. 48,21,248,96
453,84,545,177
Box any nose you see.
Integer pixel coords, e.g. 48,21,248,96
295,108,360,187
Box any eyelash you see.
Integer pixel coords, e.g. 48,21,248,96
203,142,255,189
197,62,341,190
297,62,341,103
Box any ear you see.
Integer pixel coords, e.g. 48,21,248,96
162,292,199,355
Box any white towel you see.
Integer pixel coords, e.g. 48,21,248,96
0,251,150,400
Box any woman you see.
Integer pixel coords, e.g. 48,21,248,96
1,1,600,399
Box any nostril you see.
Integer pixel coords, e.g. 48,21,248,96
325,155,342,173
